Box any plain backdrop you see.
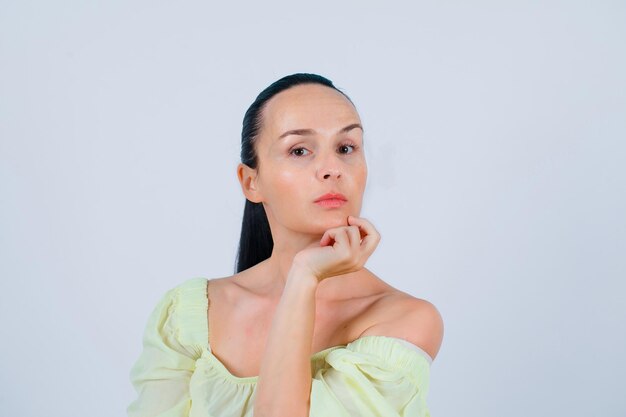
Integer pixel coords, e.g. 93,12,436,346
1,1,625,416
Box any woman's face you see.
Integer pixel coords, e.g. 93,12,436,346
241,83,367,236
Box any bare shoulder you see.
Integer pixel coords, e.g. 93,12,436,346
359,289,444,361
206,270,275,308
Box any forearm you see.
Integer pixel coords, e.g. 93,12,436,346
253,267,318,417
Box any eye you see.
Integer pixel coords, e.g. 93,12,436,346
289,147,310,157
338,142,359,154
289,142,359,158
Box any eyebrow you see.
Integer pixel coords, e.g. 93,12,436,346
278,123,364,140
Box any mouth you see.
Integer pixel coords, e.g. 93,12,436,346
314,192,348,208
315,198,347,208
314,192,348,203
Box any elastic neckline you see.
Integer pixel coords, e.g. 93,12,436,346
201,278,432,384
202,343,344,384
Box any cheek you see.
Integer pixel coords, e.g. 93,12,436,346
274,169,299,190
354,163,368,187
268,168,309,201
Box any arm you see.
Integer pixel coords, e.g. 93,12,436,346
309,335,433,417
253,215,380,417
127,286,198,417
253,266,318,417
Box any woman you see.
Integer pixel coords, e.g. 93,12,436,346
127,73,444,417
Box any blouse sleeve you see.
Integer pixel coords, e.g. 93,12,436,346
309,336,432,417
126,278,208,417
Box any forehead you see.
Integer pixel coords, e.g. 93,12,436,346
261,84,360,135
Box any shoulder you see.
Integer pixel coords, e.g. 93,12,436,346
153,277,210,327
359,292,444,361
159,277,211,306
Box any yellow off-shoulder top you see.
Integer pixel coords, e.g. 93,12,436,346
127,277,433,417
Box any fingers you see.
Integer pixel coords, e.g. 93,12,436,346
345,225,361,249
319,217,379,271
322,218,378,252
314,218,380,279
347,216,381,255
320,226,350,249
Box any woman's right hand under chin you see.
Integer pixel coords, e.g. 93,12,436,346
291,215,381,283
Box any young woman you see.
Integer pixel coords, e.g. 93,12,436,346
127,73,444,417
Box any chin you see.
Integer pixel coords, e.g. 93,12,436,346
315,216,349,229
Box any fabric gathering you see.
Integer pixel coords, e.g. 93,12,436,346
127,277,433,417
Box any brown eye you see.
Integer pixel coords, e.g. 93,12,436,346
289,147,310,157
289,143,358,158
339,143,358,154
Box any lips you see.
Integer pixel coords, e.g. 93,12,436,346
314,192,348,202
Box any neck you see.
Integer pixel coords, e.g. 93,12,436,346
254,240,372,302
265,233,321,290
247,211,374,301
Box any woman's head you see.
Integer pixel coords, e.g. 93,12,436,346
235,73,367,273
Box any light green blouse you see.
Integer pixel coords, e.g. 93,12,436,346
127,277,433,417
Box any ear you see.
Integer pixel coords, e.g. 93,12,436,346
237,163,263,203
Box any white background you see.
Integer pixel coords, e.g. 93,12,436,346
1,1,624,416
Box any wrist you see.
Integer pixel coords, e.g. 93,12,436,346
285,265,318,293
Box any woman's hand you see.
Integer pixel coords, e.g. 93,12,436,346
292,216,381,282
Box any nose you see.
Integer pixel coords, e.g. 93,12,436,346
322,169,341,180
317,153,342,181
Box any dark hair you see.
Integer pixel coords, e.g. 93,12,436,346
234,73,355,273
